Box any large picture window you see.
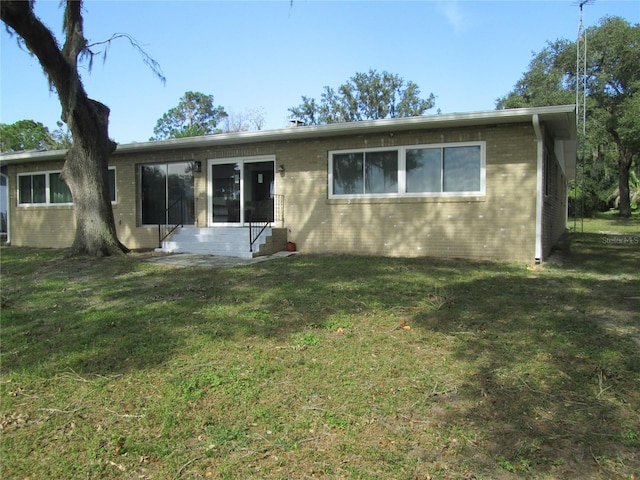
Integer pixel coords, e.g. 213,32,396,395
140,162,195,225
407,145,482,194
18,169,116,205
329,142,484,198
333,150,399,195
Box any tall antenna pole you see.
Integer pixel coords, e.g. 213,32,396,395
575,0,592,232
576,1,588,138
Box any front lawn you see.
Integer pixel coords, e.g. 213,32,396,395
577,211,640,234
1,228,638,479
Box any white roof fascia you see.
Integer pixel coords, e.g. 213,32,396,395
1,105,576,166
0,148,69,165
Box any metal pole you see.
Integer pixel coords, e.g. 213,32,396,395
581,27,587,232
575,0,592,232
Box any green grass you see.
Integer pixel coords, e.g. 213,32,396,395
1,225,639,479
575,210,640,235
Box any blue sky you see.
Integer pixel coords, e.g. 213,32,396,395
1,0,638,144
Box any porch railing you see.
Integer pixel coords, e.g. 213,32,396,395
158,196,186,247
249,194,284,253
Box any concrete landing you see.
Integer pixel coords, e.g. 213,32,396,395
144,250,298,268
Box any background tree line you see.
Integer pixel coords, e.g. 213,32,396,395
497,16,639,218
0,119,71,152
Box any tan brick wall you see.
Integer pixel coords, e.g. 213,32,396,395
278,123,539,263
6,121,551,262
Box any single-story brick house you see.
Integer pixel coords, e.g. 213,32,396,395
0,105,576,263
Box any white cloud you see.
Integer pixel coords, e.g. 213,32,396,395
436,0,467,34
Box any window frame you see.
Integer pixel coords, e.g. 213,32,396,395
138,161,196,227
18,172,47,205
331,147,400,197
17,168,117,206
328,141,486,199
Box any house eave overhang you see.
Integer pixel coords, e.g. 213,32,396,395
1,105,577,166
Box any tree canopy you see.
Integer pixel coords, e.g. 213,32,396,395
1,120,56,152
496,40,575,109
288,69,436,125
152,91,228,140
0,119,72,152
497,16,640,217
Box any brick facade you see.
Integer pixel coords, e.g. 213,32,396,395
279,124,539,262
2,107,576,263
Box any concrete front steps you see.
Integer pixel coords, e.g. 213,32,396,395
157,226,287,259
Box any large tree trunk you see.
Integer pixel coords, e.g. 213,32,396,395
617,150,633,218
1,0,127,256
609,128,633,218
63,99,127,256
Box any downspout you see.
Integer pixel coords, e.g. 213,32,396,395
0,172,9,245
532,114,544,264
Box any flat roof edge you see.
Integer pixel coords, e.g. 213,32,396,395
1,105,576,164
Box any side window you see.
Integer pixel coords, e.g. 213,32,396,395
108,168,117,202
332,150,399,196
17,168,116,205
406,148,441,193
18,174,46,204
49,173,73,203
443,146,482,193
333,153,363,195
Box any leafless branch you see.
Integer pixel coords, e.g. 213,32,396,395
172,457,201,480
87,32,166,85
104,408,146,419
38,407,83,415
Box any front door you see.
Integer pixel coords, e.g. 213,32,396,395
209,157,275,225
211,162,241,223
243,161,274,222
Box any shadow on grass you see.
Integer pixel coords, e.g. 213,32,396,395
1,233,638,477
409,232,640,476
1,250,181,375
0,248,474,377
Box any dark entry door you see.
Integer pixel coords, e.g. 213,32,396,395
243,161,274,222
211,162,241,223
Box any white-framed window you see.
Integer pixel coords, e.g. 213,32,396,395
328,141,485,198
17,168,117,206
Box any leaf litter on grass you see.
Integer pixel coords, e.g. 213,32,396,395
1,232,639,479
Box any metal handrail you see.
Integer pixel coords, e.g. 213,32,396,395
158,196,185,247
249,220,270,253
249,194,284,253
